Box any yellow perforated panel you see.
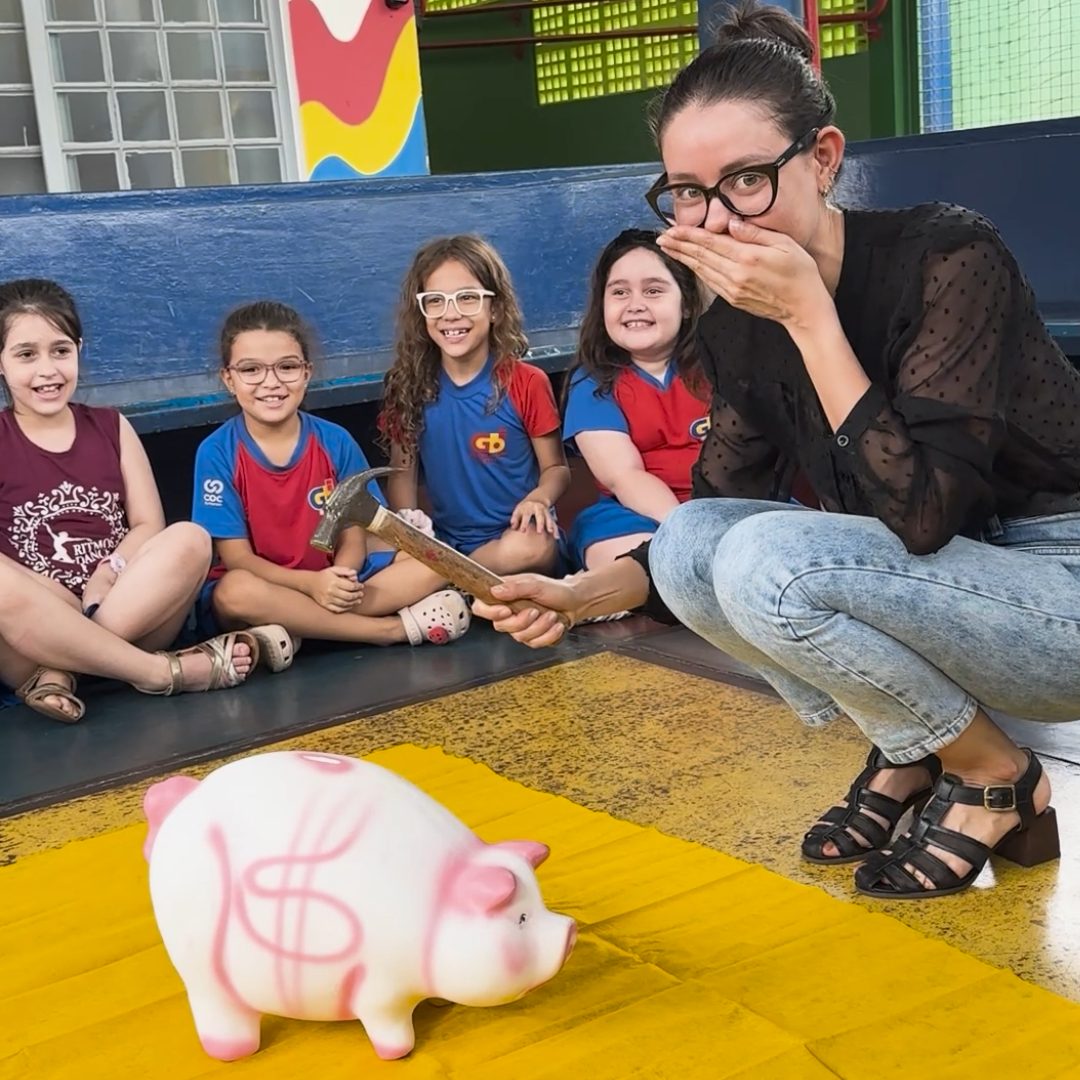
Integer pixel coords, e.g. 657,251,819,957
533,0,696,105
818,0,868,59
425,0,494,13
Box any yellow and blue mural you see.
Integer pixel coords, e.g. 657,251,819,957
287,0,429,181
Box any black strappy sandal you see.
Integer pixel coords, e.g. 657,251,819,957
854,750,1060,900
801,746,942,865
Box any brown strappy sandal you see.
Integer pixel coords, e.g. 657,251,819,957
137,630,261,696
15,667,86,724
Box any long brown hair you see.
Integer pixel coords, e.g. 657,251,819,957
379,235,528,455
562,229,706,410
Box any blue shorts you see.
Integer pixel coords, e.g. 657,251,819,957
358,549,398,583
438,508,566,557
185,550,399,642
567,497,658,571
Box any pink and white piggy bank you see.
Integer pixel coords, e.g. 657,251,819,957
143,750,576,1062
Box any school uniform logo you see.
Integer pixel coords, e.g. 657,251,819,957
308,478,335,511
202,478,225,506
689,416,711,440
470,429,508,459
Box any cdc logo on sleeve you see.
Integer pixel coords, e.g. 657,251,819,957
202,479,225,507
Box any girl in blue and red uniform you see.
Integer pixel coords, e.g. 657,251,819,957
562,229,707,569
379,235,570,574
192,301,470,648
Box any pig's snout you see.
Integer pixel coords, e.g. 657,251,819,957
563,922,577,965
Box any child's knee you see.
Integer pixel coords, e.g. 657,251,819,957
500,529,557,572
211,569,262,621
391,551,442,582
163,522,213,569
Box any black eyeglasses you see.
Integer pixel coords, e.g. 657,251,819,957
645,127,821,227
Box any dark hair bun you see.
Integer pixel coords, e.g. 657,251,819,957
714,0,815,64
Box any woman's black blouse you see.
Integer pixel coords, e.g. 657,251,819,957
627,203,1080,621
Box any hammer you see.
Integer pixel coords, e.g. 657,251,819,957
310,466,571,627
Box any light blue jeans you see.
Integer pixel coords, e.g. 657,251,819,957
649,499,1080,764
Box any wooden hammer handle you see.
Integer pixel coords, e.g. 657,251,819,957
368,506,572,627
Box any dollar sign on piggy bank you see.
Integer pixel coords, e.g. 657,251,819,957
143,751,576,1061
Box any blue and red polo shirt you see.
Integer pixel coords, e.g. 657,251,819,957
563,364,709,502
192,411,384,578
418,358,560,552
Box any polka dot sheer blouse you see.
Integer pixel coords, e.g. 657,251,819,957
691,203,1080,556
625,203,1080,620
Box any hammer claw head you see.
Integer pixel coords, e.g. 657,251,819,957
349,465,398,485
309,465,402,552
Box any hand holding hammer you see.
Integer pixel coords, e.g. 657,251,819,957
310,467,572,628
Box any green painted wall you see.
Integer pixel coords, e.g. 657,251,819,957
949,0,1080,129
420,11,659,174
419,3,913,175
825,51,873,142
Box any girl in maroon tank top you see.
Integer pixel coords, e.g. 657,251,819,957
0,279,285,721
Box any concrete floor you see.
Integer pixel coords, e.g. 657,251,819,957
8,651,1079,1005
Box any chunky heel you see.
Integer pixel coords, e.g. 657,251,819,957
995,807,1060,867
855,750,1057,899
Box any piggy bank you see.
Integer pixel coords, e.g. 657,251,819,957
143,751,576,1062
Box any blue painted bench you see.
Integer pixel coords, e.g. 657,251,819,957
0,165,660,433
0,116,1076,432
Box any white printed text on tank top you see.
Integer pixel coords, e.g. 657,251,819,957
9,480,126,593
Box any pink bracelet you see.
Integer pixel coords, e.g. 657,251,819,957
100,553,126,575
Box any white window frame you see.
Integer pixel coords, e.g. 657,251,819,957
273,0,304,181
18,0,299,193
0,3,51,192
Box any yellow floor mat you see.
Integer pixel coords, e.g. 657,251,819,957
4,744,1080,1080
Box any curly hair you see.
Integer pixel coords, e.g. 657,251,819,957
562,229,706,411
379,235,528,456
219,299,316,368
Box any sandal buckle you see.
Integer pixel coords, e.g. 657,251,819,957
983,784,1017,811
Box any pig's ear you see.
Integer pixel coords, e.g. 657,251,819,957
454,865,518,912
494,840,550,868
142,775,199,862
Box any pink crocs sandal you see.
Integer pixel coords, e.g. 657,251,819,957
398,590,471,646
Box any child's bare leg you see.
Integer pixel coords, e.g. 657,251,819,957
355,553,447,617
7,556,82,608
212,570,409,645
584,533,654,569
469,528,558,576
0,560,252,697
93,523,211,650
0,554,133,718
